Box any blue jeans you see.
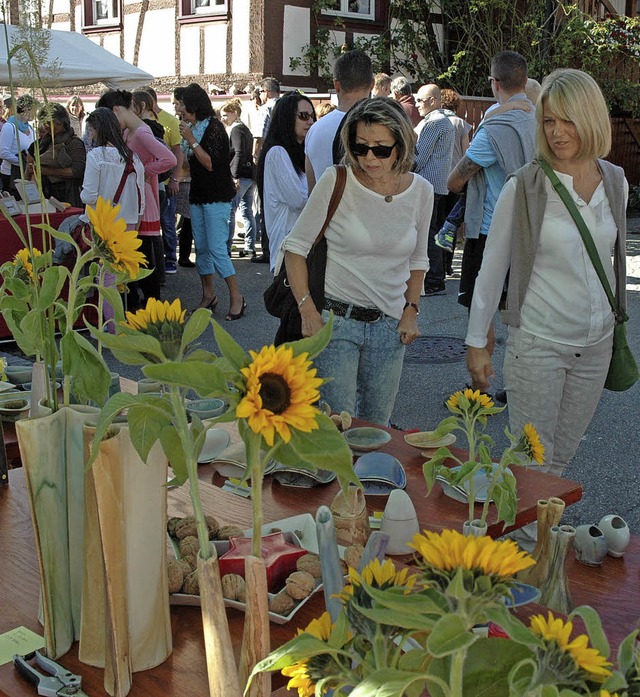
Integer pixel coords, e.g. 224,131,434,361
190,201,235,278
314,307,405,425
227,178,257,253
160,190,178,264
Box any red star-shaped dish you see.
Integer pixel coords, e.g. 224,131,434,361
218,532,307,592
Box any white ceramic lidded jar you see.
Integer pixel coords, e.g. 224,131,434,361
573,524,608,566
380,489,420,554
598,515,631,558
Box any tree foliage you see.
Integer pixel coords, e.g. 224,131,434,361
292,0,640,116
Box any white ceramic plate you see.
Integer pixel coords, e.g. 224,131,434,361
197,428,231,464
440,464,514,504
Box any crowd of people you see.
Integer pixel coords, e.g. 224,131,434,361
0,50,629,502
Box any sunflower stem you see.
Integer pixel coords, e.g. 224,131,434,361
169,385,211,559
449,647,467,697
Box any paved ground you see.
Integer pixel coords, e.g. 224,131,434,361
4,214,640,533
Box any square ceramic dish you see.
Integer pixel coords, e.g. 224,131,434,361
354,452,406,496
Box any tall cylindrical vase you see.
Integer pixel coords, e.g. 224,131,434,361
539,524,576,615
16,404,101,659
80,425,172,697
519,497,565,587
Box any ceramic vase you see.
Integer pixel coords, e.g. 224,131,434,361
518,497,565,587
539,524,575,614
573,525,608,566
16,404,101,659
463,519,488,537
380,489,419,554
316,505,346,622
80,424,172,697
599,514,631,557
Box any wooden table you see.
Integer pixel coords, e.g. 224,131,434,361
0,466,636,696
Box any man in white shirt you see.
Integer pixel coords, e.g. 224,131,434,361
305,49,373,193
252,77,280,264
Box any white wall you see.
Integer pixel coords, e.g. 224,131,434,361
137,8,176,77
231,0,250,74
283,4,310,76
180,25,200,76
203,22,227,74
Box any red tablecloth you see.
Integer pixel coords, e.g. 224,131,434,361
0,208,85,339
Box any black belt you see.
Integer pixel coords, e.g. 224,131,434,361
323,298,384,323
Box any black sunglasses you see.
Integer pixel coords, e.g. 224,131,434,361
351,142,397,159
296,111,314,121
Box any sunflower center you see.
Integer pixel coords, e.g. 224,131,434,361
259,372,291,414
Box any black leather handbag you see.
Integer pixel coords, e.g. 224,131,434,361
264,165,347,345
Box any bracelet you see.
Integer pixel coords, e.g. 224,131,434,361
192,142,200,149
298,293,311,310
170,177,179,182
403,302,419,315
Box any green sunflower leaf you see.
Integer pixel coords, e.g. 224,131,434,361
284,312,333,359
212,319,249,370
127,399,173,463
426,614,475,657
144,361,229,397
98,285,125,324
180,308,211,353
349,669,428,697
87,391,139,466
568,605,610,657
60,330,111,405
90,328,166,362
159,424,189,484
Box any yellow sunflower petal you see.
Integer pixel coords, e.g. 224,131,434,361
522,423,545,464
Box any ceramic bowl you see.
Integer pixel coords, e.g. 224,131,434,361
343,427,391,453
4,365,33,385
21,381,61,392
137,378,163,394
0,395,30,421
354,452,406,496
404,430,456,451
271,464,336,488
598,514,630,557
186,398,227,421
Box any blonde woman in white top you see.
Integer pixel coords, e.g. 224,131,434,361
0,95,35,192
284,98,433,425
466,69,628,477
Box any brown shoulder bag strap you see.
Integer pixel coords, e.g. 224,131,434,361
312,164,347,248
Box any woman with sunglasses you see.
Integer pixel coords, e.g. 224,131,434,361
256,92,316,273
283,98,433,425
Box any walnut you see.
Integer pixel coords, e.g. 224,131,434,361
296,553,322,579
181,554,198,571
217,525,244,541
205,515,220,539
179,535,200,559
175,559,193,576
343,544,365,571
175,516,198,540
167,516,182,537
182,570,200,595
285,571,315,600
269,590,296,616
339,411,353,430
168,560,186,593
221,573,246,601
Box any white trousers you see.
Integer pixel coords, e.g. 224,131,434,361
503,327,613,477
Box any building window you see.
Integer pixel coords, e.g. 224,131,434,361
180,0,227,18
322,0,375,20
83,0,121,29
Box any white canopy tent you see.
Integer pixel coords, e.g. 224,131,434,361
0,23,153,89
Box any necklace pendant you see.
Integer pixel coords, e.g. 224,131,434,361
384,194,393,203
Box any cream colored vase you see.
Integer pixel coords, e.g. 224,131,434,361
80,425,172,697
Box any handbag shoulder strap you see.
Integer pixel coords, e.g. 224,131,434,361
312,164,347,247
538,158,623,321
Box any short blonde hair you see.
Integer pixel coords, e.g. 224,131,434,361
537,69,611,161
221,97,242,116
315,102,336,119
341,97,416,174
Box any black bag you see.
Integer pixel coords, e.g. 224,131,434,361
264,165,347,345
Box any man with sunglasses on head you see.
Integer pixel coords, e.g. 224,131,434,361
448,51,536,375
414,84,455,296
304,49,374,194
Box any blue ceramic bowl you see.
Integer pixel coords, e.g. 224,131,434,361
354,452,406,496
186,398,227,421
5,365,33,385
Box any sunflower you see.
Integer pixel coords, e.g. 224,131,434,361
236,344,323,446
446,388,494,411
124,297,186,331
411,529,535,578
87,196,147,278
13,247,42,281
530,612,612,682
521,423,545,464
346,558,416,593
282,612,333,697
600,691,619,697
